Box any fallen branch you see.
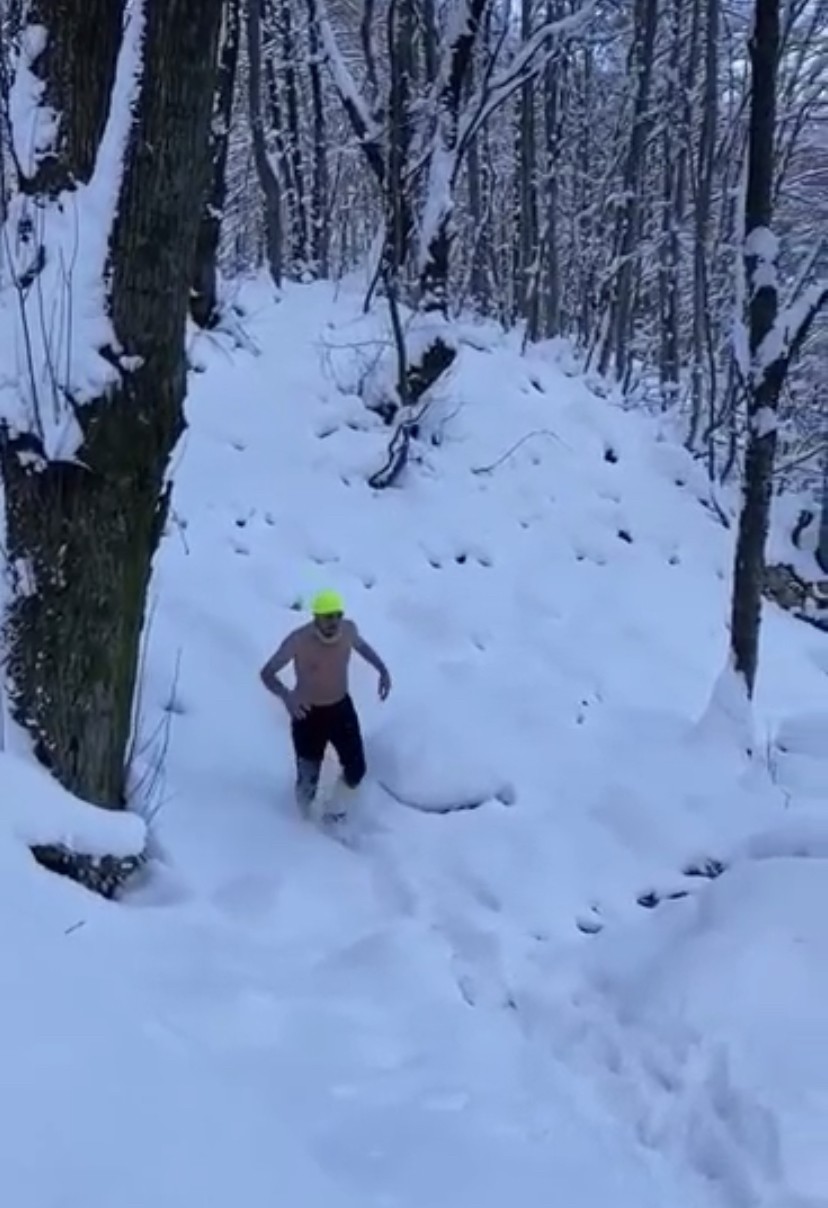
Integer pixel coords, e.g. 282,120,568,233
471,428,569,475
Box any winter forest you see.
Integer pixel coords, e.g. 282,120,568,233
0,0,826,865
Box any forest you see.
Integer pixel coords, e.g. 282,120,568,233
0,0,825,882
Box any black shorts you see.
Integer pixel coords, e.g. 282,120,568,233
291,694,367,787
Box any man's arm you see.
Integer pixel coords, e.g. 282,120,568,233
260,634,296,700
353,630,387,675
354,628,392,699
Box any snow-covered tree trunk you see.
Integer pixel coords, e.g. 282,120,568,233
418,0,487,314
26,0,125,192
0,0,223,806
192,0,242,328
729,0,827,695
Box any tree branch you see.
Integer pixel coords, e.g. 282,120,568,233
315,0,385,184
457,0,600,158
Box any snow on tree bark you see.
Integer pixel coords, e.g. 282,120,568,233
729,0,828,697
25,0,125,192
0,0,224,807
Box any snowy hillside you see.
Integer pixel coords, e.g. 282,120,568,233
2,277,828,1208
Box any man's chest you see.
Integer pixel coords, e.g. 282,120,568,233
296,640,352,678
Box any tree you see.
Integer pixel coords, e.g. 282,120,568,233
192,0,242,328
247,0,283,288
317,0,599,317
729,0,828,696
0,0,224,806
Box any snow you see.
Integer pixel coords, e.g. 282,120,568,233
2,276,828,1207
7,24,54,178
0,748,145,858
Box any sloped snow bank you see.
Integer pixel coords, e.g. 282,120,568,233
0,751,146,857
0,749,147,898
568,811,828,1208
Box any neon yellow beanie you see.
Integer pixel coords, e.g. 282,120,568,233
311,589,344,616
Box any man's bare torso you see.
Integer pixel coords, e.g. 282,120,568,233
288,620,357,707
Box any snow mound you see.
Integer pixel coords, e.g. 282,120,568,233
0,749,146,858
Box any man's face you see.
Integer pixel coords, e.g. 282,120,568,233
314,611,343,640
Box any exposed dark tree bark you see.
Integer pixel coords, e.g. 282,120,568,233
264,0,309,277
305,0,329,275
729,0,828,695
384,0,415,288
515,0,539,330
192,0,242,328
541,0,564,339
687,0,718,449
247,0,283,286
1,0,224,806
657,0,686,403
27,0,125,192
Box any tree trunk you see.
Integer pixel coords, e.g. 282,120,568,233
465,76,489,310
418,0,487,314
28,0,125,191
517,0,540,339
192,0,242,328
657,0,684,403
266,0,309,277
541,0,564,339
247,0,283,285
730,27,827,696
729,0,782,696
688,0,718,449
384,0,414,288
306,0,329,276
1,0,223,806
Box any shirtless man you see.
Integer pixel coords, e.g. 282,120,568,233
259,589,391,817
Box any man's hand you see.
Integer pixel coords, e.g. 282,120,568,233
378,668,392,701
354,631,391,700
285,691,310,720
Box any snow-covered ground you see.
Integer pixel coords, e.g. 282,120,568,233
2,277,828,1208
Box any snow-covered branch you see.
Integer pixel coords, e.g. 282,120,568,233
458,0,601,156
755,279,828,383
316,0,385,184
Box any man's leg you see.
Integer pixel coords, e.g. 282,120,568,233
328,696,367,812
291,711,326,816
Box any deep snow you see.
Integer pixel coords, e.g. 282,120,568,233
1,276,827,1208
